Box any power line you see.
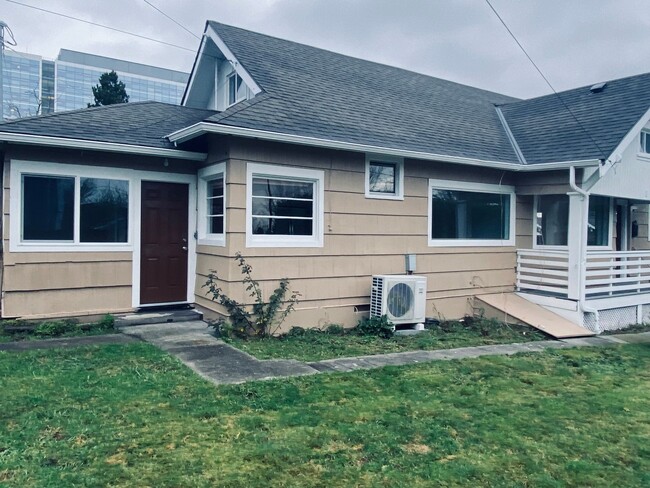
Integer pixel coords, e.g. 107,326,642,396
142,0,200,41
4,0,195,53
484,0,607,160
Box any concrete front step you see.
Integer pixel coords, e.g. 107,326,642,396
115,308,203,327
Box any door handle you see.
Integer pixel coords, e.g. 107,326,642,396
182,246,188,251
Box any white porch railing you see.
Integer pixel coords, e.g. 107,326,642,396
516,250,570,297
585,251,650,297
517,249,650,299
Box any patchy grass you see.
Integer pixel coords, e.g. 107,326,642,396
224,318,549,361
2,342,648,487
602,323,650,335
0,315,116,343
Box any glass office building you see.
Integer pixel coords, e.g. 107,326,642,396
2,49,188,120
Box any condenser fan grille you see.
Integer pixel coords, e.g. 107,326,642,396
387,282,413,318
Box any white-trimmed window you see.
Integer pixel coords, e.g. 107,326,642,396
428,179,515,247
365,156,404,199
534,194,612,248
641,130,650,154
246,163,324,248
197,163,226,246
227,72,246,107
11,161,131,252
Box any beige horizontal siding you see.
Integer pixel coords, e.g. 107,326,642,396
196,138,519,325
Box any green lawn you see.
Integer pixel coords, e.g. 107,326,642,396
225,319,549,361
1,343,649,487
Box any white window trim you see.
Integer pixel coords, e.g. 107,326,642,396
9,160,197,310
246,162,324,248
427,179,516,247
10,160,134,253
226,72,246,108
640,130,649,154
365,154,404,200
197,163,226,247
532,194,614,250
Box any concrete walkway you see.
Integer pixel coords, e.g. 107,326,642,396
3,321,649,385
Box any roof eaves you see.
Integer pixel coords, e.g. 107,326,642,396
0,131,206,161
166,121,600,171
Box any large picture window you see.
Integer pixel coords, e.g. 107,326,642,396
428,180,515,246
13,162,131,251
197,163,226,246
247,163,324,247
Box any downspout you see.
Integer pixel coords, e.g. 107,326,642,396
569,166,600,329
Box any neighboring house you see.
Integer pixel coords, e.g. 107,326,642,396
1,21,650,334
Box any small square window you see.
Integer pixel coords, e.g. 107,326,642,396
365,157,404,199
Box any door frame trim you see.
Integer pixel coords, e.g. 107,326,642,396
132,172,197,308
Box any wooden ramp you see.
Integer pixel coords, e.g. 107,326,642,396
475,293,595,339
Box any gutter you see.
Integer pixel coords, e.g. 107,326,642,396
0,132,207,161
569,165,600,327
166,122,601,172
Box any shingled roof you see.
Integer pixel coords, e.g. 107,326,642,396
0,101,215,149
204,21,522,164
499,73,650,164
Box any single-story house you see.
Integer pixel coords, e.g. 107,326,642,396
1,21,650,334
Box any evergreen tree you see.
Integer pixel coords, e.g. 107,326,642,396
88,71,129,107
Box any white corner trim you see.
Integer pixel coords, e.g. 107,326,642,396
427,178,516,247
246,162,324,248
166,122,601,172
197,162,226,247
206,24,262,95
0,131,206,161
364,154,404,200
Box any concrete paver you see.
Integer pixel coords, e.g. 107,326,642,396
3,322,649,385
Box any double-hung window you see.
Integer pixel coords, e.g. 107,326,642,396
227,72,246,107
365,156,404,199
428,179,515,246
197,163,226,246
12,161,130,251
246,163,324,247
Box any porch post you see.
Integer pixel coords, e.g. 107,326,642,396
567,191,589,300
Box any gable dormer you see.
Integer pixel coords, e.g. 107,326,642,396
183,22,261,111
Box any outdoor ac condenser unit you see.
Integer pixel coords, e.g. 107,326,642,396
370,275,427,326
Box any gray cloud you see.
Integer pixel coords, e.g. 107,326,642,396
2,0,648,99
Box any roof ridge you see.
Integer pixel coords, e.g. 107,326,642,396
208,20,520,102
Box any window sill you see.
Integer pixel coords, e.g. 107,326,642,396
637,152,650,162
9,242,133,253
365,192,404,201
428,239,515,247
198,237,225,247
246,236,323,248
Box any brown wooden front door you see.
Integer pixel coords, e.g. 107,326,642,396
140,181,189,305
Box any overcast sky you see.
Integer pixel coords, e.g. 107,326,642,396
2,0,649,99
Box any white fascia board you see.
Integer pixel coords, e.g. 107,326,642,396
205,24,262,95
166,122,600,172
600,105,650,177
0,132,207,161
